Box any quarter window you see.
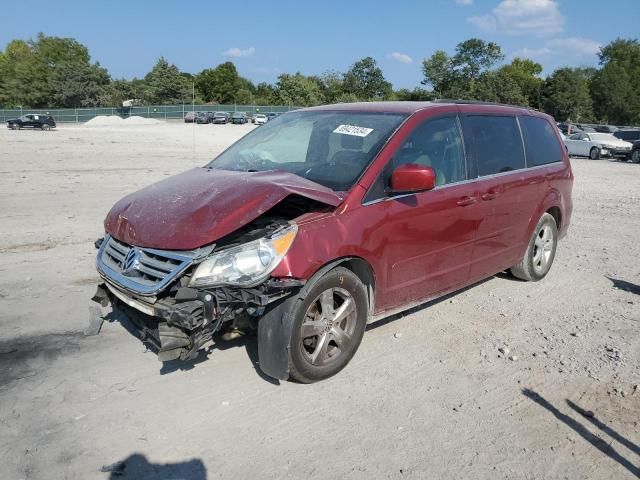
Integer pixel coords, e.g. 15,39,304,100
392,116,466,187
463,115,525,176
519,116,563,166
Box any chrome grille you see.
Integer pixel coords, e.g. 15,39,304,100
97,235,194,296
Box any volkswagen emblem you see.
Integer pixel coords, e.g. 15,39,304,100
121,248,140,276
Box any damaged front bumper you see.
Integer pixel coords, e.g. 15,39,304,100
92,277,303,362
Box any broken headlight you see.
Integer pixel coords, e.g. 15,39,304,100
189,224,297,288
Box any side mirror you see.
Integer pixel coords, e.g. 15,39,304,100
390,164,436,194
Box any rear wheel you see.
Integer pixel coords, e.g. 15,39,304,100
631,150,640,164
589,147,600,160
510,213,558,282
288,267,368,383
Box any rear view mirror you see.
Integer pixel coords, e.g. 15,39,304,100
390,164,436,194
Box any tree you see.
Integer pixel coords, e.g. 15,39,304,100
195,62,241,104
253,82,276,105
590,38,640,124
49,61,110,107
421,50,453,97
0,40,37,106
475,70,527,105
343,57,391,100
542,68,593,122
391,87,433,101
421,38,503,99
498,58,543,107
0,34,112,107
143,57,190,104
319,70,347,103
274,73,324,106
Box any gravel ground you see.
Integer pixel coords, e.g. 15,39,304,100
0,122,638,480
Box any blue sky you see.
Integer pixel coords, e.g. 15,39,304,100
2,0,638,88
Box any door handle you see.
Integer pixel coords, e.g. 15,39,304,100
481,190,498,201
457,196,477,206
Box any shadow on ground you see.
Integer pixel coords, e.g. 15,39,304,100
606,275,640,295
102,453,206,479
0,331,87,387
522,388,640,477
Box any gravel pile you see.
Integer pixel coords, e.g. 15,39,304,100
83,115,124,127
83,115,162,127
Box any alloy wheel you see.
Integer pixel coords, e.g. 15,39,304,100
532,225,554,274
300,287,357,366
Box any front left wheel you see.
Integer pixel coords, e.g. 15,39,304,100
288,267,368,383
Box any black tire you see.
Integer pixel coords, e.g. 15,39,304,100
41,124,50,131
287,267,368,383
510,213,558,282
589,147,600,160
11,123,19,130
631,150,640,164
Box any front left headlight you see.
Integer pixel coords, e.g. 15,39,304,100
189,224,297,288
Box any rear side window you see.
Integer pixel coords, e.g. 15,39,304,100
519,116,563,166
463,115,525,177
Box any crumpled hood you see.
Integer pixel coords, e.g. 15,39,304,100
104,168,343,250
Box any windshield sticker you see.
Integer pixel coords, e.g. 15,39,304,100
333,124,374,137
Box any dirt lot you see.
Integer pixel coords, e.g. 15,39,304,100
0,121,638,480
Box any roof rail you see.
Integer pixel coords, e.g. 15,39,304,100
432,99,532,109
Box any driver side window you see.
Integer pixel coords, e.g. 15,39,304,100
393,116,466,187
364,115,467,202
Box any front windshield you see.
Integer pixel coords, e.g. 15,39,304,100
206,110,407,191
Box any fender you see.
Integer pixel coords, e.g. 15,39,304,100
257,258,361,380
518,188,562,259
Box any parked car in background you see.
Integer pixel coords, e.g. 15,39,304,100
564,132,633,159
593,124,618,133
613,129,640,163
92,101,573,382
213,112,230,124
196,112,215,124
231,112,248,124
557,122,584,135
184,112,198,123
7,114,56,130
613,129,640,143
266,112,278,122
253,114,267,125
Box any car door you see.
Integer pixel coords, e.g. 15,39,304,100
361,114,482,309
460,113,530,282
564,133,583,156
22,115,34,128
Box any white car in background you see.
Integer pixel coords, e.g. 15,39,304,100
564,132,633,160
253,114,267,125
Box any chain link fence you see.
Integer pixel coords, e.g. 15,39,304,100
0,104,300,124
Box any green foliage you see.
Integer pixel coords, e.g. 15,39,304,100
475,70,527,105
0,33,111,108
542,68,593,122
590,38,640,124
498,58,544,108
343,57,392,100
274,73,324,106
195,62,242,104
422,39,503,99
143,57,190,104
1,33,639,125
391,87,433,101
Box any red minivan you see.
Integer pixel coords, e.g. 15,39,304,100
92,101,573,382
